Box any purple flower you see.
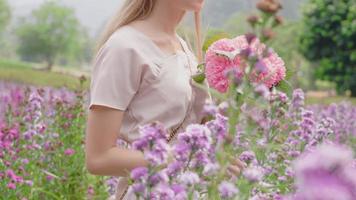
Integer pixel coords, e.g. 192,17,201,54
291,88,305,110
206,113,228,142
291,143,356,199
218,181,239,199
64,148,75,156
133,122,167,152
166,161,183,176
173,142,191,163
171,184,188,200
278,92,288,103
148,171,168,187
203,162,220,176
203,103,219,116
130,167,148,181
132,139,148,151
295,143,353,173
239,151,256,163
254,84,270,99
191,151,211,167
144,139,170,166
131,183,146,194
178,171,200,186
243,166,264,182
178,124,212,150
154,184,175,200
133,122,170,166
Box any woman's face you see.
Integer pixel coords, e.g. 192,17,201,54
171,0,205,12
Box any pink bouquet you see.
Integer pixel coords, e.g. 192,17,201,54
204,34,286,93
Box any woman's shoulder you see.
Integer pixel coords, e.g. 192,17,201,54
102,25,158,61
104,26,140,51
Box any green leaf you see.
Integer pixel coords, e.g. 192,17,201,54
192,72,206,84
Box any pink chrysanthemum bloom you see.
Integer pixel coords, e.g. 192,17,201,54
205,36,286,92
250,49,286,88
205,36,248,93
249,37,267,58
64,148,75,156
249,38,286,88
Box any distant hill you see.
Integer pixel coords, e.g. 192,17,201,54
8,0,307,37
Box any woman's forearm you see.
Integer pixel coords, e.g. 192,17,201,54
87,146,148,177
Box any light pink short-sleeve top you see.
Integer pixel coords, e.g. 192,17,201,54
89,25,212,143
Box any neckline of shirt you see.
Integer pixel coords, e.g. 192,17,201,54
123,25,188,59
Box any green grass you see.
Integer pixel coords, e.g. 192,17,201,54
1,59,355,105
0,59,90,90
306,96,356,105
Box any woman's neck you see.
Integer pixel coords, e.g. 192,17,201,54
144,1,186,36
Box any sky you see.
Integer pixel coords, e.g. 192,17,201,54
8,0,304,38
9,0,124,37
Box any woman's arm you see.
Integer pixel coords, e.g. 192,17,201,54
85,105,148,177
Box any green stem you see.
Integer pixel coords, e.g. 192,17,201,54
227,74,239,138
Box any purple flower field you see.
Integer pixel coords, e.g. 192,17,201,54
1,0,355,199
2,78,354,199
0,80,110,199
123,86,356,199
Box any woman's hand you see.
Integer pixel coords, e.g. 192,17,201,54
226,157,247,178
200,116,211,124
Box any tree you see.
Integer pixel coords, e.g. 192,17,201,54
0,0,11,34
299,0,356,96
16,1,85,70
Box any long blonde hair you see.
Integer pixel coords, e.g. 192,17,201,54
95,0,203,62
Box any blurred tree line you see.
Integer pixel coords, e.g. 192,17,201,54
195,1,314,92
197,0,355,95
0,0,355,96
0,0,10,34
299,0,356,96
15,1,92,70
0,0,93,71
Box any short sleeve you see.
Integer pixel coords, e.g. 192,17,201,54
88,37,143,111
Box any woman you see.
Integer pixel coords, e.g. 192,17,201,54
85,0,246,199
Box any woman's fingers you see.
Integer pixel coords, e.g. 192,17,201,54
235,158,247,169
230,157,247,169
224,157,247,178
227,164,241,176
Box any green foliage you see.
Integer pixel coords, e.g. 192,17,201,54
299,0,356,96
269,22,315,91
0,0,11,34
306,95,356,105
223,12,251,36
15,1,86,70
202,29,231,52
0,59,90,90
203,0,245,27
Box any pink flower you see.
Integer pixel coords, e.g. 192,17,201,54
205,36,286,93
250,49,286,88
205,38,247,93
64,148,75,156
7,182,16,190
46,175,54,181
248,38,286,88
